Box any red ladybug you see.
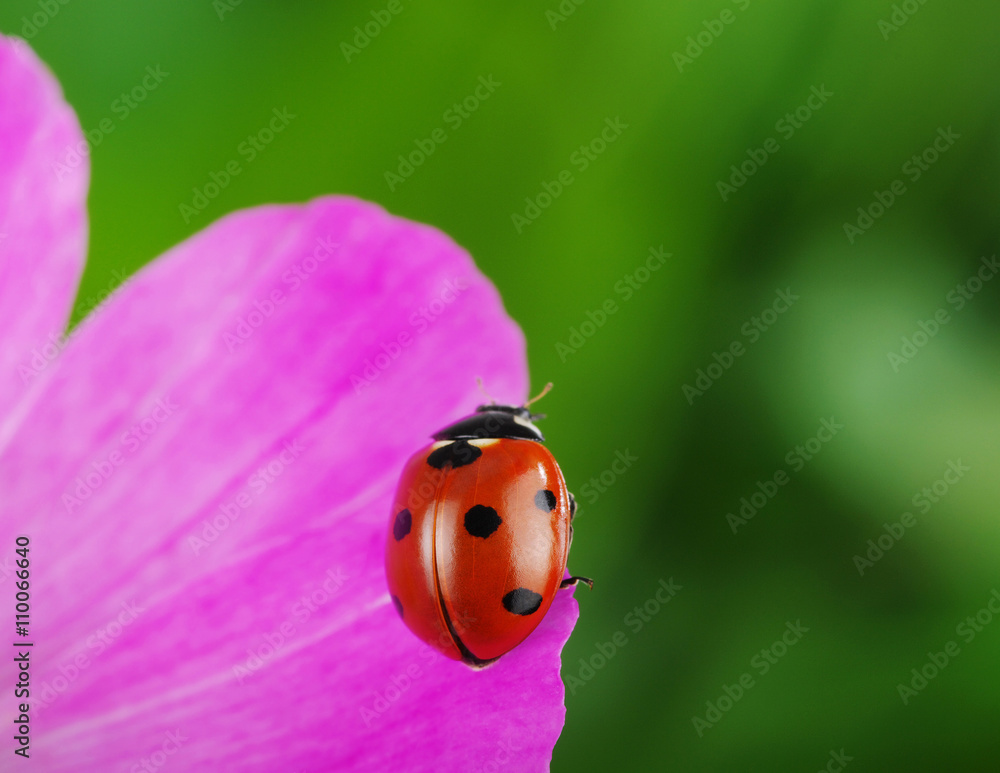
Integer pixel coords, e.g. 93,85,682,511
385,385,591,668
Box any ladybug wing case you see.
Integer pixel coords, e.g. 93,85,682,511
385,437,571,667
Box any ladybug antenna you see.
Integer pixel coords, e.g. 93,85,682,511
476,377,496,405
524,382,553,408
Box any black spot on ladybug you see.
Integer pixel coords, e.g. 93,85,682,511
393,508,412,541
427,440,482,469
535,489,557,512
391,595,404,619
502,588,543,616
464,505,502,538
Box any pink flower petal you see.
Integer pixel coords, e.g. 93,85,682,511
0,40,580,767
0,35,88,428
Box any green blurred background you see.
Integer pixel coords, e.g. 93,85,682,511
5,0,999,769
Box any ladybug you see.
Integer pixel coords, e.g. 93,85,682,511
385,384,591,668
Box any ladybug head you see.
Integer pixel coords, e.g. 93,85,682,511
431,384,552,442
475,402,543,419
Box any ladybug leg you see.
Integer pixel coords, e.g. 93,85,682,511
562,497,591,589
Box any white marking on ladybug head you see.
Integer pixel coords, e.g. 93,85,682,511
468,438,500,448
512,414,541,436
